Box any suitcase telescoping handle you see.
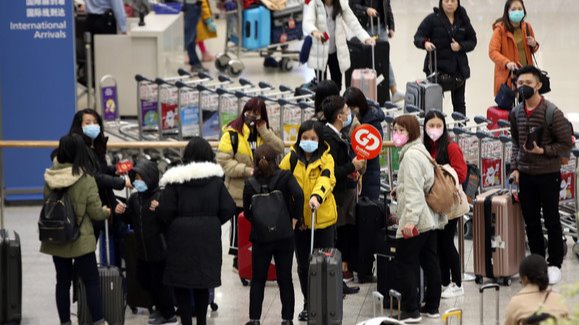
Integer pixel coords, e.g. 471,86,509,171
310,209,316,256
104,208,112,267
389,289,402,320
428,50,438,84
479,283,500,325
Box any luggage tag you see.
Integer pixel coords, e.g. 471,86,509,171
288,16,296,29
116,160,134,175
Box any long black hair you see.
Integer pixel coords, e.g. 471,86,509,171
69,108,107,159
423,110,451,165
343,87,370,119
314,80,340,115
295,120,327,155
323,0,343,20
494,0,527,33
228,98,270,135
183,136,216,164
56,134,98,176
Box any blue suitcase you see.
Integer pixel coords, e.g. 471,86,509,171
243,6,271,50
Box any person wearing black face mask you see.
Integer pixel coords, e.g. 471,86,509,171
508,65,573,286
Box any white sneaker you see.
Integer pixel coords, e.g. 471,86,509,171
391,91,405,103
441,283,464,299
548,266,561,285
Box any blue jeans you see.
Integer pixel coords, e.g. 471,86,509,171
184,3,202,66
366,26,397,88
53,253,103,323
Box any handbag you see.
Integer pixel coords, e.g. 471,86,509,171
524,24,550,94
426,51,464,92
494,73,516,110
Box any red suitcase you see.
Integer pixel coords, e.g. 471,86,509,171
238,212,277,286
487,106,510,135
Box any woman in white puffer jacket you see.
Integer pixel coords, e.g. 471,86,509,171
303,0,375,90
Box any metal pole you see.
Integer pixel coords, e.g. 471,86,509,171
85,32,93,109
0,147,5,230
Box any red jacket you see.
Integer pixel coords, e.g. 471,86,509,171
428,141,467,184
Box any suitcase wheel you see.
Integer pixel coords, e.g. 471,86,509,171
210,302,219,311
240,278,249,286
475,275,483,285
280,57,293,72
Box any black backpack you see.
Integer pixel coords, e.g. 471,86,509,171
248,172,293,243
38,188,83,244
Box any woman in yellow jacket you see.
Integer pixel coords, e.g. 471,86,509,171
217,98,284,268
196,0,217,62
279,119,337,322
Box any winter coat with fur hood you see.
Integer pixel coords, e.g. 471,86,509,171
157,162,236,289
40,162,110,258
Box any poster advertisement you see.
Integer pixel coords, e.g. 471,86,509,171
179,90,199,138
481,158,502,189
101,86,118,122
161,103,179,131
140,100,159,128
560,171,575,202
282,105,301,142
200,91,220,140
219,94,238,129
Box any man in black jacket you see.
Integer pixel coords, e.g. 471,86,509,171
322,96,366,293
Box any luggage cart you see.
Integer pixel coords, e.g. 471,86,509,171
215,0,303,76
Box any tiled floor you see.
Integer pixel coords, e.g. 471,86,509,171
7,0,579,324
4,204,579,325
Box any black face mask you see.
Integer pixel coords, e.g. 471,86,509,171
518,85,536,100
244,116,259,126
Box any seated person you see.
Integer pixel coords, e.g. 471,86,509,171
504,255,569,325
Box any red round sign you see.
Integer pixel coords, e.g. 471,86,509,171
350,124,383,160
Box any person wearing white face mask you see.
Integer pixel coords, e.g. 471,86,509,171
391,115,445,323
489,0,539,98
279,120,337,321
62,109,132,268
322,96,365,292
423,111,467,300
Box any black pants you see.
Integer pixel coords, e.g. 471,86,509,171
336,224,357,267
437,218,461,287
53,253,102,323
519,172,564,267
250,238,295,320
229,207,243,256
395,230,441,313
315,52,341,90
174,288,209,325
450,81,466,115
85,12,117,86
294,225,335,303
137,259,175,319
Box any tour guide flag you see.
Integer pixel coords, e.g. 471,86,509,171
350,124,383,160
0,0,76,201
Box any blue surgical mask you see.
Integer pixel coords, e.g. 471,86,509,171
82,124,101,140
299,140,319,153
508,10,524,23
133,180,148,192
343,113,352,127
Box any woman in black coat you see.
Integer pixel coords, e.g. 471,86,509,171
158,137,236,325
413,0,477,115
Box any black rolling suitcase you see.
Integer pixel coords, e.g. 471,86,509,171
345,27,390,104
0,228,22,325
307,211,343,325
78,220,125,325
376,226,424,308
355,196,389,278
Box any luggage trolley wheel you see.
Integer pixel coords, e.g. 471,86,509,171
280,57,293,71
240,278,249,286
498,277,512,286
474,275,483,285
227,59,244,77
215,52,231,72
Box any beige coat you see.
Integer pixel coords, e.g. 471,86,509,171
504,284,569,325
216,123,284,207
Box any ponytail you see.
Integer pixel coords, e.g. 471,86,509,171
253,144,278,178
